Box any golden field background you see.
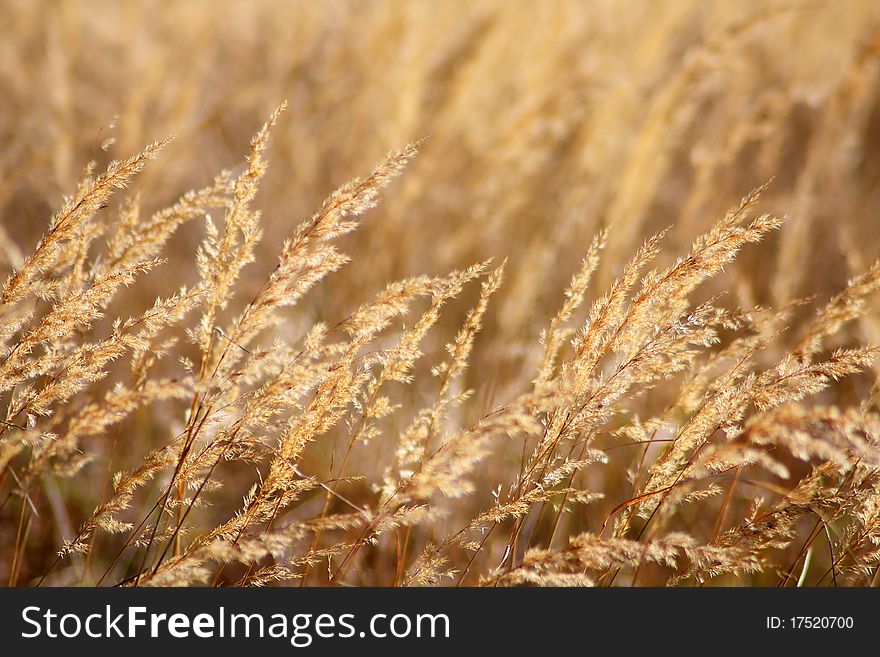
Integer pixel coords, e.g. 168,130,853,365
2,0,880,586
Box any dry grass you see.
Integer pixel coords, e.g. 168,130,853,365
2,0,880,587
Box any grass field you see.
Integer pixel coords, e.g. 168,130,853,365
2,0,880,586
